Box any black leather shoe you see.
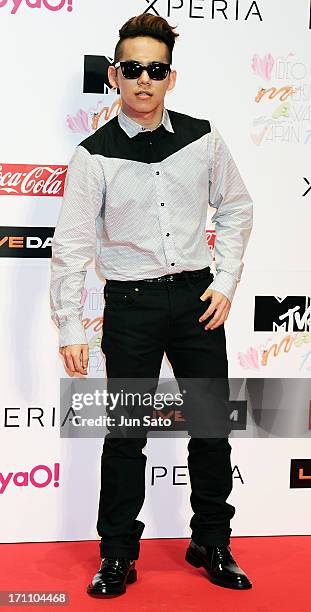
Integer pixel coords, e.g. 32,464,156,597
185,540,252,589
86,557,137,598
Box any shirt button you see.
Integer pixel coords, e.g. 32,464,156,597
156,171,160,175
166,233,170,236
171,262,175,266
160,202,164,206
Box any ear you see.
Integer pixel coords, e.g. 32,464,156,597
108,65,119,89
166,68,177,93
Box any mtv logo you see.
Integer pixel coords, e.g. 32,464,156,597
83,55,120,94
254,296,311,332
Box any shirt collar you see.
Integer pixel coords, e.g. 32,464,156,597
118,106,174,138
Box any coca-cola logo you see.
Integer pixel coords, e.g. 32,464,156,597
0,0,73,14
0,164,67,196
206,228,216,251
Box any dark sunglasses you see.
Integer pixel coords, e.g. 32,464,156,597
114,60,171,81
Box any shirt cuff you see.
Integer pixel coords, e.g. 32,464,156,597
59,321,88,348
208,270,238,303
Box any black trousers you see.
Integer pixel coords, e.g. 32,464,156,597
97,266,235,560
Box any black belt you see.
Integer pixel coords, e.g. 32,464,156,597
106,266,212,286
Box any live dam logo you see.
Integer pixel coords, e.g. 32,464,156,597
0,227,54,258
290,459,311,488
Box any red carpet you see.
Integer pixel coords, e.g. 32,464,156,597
0,536,310,611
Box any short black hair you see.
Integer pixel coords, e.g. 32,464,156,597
114,13,179,65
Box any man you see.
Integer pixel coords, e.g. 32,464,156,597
50,13,253,598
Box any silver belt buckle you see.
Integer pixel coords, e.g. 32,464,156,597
146,274,174,283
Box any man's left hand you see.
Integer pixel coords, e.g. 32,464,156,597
198,289,231,330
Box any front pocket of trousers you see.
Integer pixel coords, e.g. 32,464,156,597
192,274,214,298
101,290,135,354
104,287,144,308
193,275,215,323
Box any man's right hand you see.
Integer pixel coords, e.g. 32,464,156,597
59,344,89,376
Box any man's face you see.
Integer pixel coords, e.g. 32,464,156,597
108,36,176,115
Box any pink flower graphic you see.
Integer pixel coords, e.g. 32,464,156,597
237,346,260,370
251,53,275,81
66,109,90,134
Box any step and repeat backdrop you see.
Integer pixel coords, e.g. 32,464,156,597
1,0,311,545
